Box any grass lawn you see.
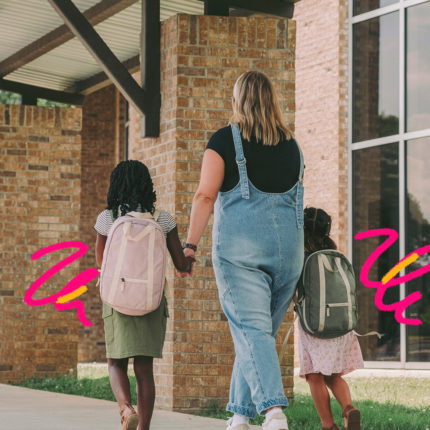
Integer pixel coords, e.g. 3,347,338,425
10,365,430,430
199,395,429,430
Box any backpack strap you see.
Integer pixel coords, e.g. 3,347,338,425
126,210,161,221
353,330,384,339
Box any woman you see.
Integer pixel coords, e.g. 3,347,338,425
181,71,304,430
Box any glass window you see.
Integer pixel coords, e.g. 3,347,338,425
406,137,430,362
353,12,399,143
353,0,398,16
406,2,430,132
353,144,400,361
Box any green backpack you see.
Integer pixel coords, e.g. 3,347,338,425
294,250,358,339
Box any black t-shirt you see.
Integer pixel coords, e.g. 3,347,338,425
206,125,301,193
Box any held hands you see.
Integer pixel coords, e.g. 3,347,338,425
176,248,196,278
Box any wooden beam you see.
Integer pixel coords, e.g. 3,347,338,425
66,55,140,95
204,0,229,15
0,79,85,105
0,0,139,78
48,0,147,116
202,0,295,18
141,0,161,138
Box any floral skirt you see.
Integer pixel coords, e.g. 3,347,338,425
298,322,364,377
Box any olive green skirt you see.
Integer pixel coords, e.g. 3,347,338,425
102,295,169,359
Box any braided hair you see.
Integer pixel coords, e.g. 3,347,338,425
107,160,156,219
303,207,337,253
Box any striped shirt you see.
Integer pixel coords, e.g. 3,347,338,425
94,208,176,237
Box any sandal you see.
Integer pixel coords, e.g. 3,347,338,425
120,403,139,430
342,405,361,430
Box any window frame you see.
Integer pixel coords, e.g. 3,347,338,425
348,0,430,369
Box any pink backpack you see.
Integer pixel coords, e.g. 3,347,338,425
100,211,167,316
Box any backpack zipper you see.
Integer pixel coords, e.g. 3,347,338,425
326,302,350,317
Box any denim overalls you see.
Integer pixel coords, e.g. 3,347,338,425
212,124,304,418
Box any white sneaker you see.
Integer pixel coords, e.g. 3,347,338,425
226,417,250,430
262,412,289,430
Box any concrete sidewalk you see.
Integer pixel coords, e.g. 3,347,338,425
0,384,259,430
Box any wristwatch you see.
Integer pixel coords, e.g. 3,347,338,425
182,243,197,252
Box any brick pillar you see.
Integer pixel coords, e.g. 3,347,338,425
293,0,349,367
294,0,349,253
78,85,126,363
129,13,297,412
0,104,82,383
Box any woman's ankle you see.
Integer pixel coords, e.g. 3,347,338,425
265,406,282,413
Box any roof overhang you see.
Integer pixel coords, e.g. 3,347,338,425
0,0,297,137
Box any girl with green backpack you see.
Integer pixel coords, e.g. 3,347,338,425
297,208,364,430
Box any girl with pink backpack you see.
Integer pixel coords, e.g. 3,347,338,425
94,160,194,430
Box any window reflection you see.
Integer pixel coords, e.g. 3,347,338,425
353,144,400,361
353,13,399,142
406,2,430,132
354,0,398,16
406,137,430,362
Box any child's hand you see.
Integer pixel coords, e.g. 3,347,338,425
175,255,195,278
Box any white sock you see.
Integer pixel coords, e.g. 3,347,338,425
232,414,250,426
264,407,283,422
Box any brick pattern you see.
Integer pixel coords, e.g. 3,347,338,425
293,0,349,366
0,104,82,383
129,14,297,412
128,15,180,410
295,0,349,252
78,85,126,363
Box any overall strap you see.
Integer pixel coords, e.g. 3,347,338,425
230,123,250,200
297,142,305,182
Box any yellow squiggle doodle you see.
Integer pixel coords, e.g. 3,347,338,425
381,253,419,285
56,286,88,304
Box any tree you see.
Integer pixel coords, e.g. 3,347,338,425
0,90,21,105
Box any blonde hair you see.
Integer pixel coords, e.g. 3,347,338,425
230,71,292,146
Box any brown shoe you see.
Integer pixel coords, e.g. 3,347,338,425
120,403,139,430
342,405,361,430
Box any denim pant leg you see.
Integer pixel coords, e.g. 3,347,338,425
217,261,289,416
271,284,297,337
229,357,258,418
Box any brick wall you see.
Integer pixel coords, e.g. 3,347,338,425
0,104,82,382
129,13,297,412
293,0,349,366
78,85,126,363
295,0,349,252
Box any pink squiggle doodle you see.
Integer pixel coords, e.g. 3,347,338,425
354,229,429,326
25,241,99,327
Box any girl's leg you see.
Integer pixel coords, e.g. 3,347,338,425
324,375,359,429
108,357,132,408
306,373,335,429
323,374,352,410
133,355,155,430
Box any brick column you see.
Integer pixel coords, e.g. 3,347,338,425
129,13,297,412
0,105,82,383
294,0,349,253
78,85,126,363
293,0,349,367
